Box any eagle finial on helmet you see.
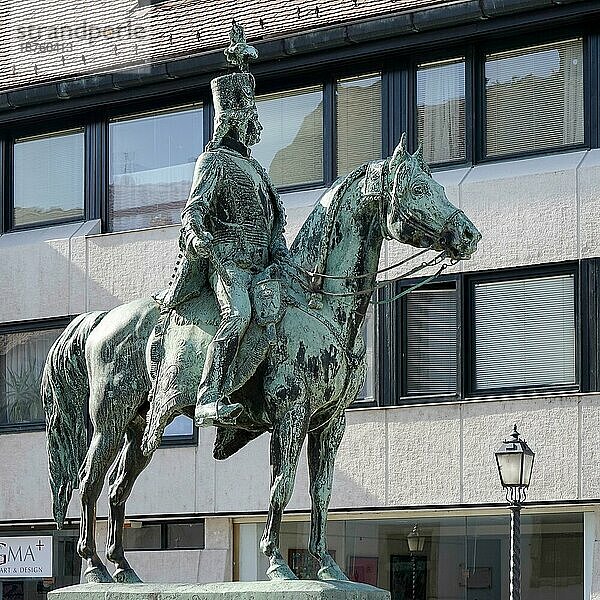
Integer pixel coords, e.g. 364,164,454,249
224,19,258,73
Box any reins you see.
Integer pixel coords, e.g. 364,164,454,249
285,249,458,306
284,157,464,306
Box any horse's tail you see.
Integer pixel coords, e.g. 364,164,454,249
41,310,107,529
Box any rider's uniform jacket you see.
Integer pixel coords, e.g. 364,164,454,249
158,136,288,308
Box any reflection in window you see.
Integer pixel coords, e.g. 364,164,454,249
417,58,466,164
109,105,203,232
164,414,194,438
166,522,205,549
0,328,61,426
123,521,205,550
240,513,583,598
253,86,323,188
485,38,584,157
406,286,457,395
123,523,162,550
13,130,84,227
358,305,375,402
473,274,576,391
336,74,382,176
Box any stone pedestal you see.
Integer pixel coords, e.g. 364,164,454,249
49,581,390,600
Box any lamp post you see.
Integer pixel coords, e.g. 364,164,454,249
407,524,425,600
494,425,535,600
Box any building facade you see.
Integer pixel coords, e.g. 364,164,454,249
1,0,600,599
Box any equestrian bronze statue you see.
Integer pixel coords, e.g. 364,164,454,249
42,22,481,585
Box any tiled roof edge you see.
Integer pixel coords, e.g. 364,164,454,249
0,0,594,112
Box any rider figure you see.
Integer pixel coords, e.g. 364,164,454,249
173,23,288,427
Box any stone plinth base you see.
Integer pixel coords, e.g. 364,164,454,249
49,581,390,600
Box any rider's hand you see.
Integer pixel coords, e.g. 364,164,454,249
191,231,213,258
180,229,213,258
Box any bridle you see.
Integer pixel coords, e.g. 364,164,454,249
285,159,464,306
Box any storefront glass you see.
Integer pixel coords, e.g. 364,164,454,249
237,513,583,599
0,530,80,600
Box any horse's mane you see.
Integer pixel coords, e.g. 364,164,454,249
288,164,368,272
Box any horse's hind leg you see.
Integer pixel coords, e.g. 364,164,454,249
78,429,124,582
106,416,151,583
260,390,309,580
308,412,349,581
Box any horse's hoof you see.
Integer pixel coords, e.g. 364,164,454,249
318,564,350,581
113,568,143,583
266,561,298,580
84,564,112,583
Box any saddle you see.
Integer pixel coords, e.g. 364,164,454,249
141,271,285,456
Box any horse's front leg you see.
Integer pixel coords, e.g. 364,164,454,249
308,411,349,581
260,399,309,580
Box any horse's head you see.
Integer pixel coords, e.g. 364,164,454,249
383,134,480,260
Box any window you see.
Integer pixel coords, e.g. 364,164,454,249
405,285,458,396
163,414,194,438
123,521,205,550
0,326,62,428
336,74,382,176
237,512,584,598
122,523,162,550
253,86,324,188
485,38,584,157
166,522,205,549
109,105,203,232
417,58,466,165
378,263,584,405
13,129,84,228
356,305,376,404
472,273,576,392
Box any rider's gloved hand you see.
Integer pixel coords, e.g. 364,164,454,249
180,228,213,259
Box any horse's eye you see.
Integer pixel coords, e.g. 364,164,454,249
412,183,428,196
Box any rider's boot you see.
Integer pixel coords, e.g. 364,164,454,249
195,338,243,427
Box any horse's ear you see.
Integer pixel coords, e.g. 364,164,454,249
389,133,408,169
413,144,431,175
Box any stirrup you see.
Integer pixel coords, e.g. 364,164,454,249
195,399,243,427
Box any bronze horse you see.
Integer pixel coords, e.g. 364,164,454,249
42,134,480,583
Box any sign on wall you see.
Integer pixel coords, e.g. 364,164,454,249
0,537,52,578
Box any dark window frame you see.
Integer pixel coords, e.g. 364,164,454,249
0,25,595,234
464,261,580,398
160,413,198,448
0,316,72,433
334,69,384,179
5,123,89,232
122,519,205,551
255,76,331,194
378,261,584,407
412,49,472,170
477,31,589,163
105,100,206,234
386,273,461,406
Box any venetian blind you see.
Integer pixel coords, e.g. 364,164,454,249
417,58,466,165
474,275,575,391
485,38,584,157
14,129,85,227
336,74,382,177
406,287,458,395
254,86,324,188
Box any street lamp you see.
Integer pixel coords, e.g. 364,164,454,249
494,425,535,600
407,524,426,600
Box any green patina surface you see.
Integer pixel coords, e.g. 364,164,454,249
49,581,390,600
41,19,481,587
